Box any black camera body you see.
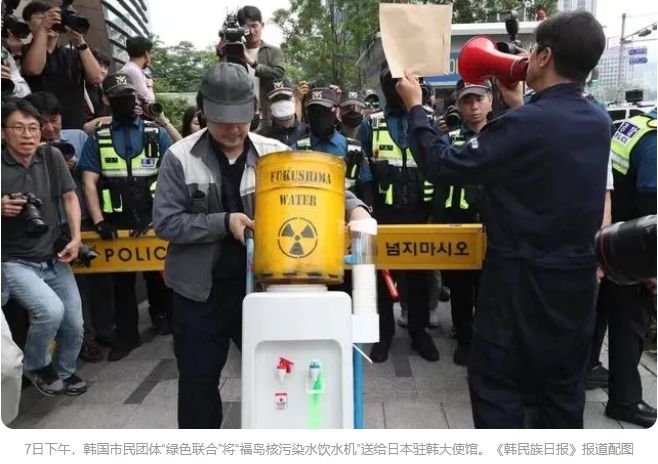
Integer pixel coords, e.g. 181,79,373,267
9,192,48,238
443,105,462,130
219,13,251,62
53,0,90,34
54,229,98,267
48,141,76,161
496,10,522,55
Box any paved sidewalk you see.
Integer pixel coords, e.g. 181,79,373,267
7,301,656,429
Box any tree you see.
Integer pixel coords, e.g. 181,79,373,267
149,36,216,93
274,1,557,88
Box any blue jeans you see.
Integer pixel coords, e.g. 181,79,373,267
2,260,83,379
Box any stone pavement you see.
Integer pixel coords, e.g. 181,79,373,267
7,300,657,429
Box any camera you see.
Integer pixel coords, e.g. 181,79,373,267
1,0,30,40
9,193,48,238
219,13,251,62
141,100,163,116
52,0,90,34
496,10,522,55
443,105,462,129
48,140,75,161
596,215,656,285
54,229,98,268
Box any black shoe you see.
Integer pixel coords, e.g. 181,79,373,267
63,374,88,396
605,401,657,428
152,314,171,336
411,332,439,362
585,363,608,390
24,365,64,396
453,342,471,366
108,340,142,362
370,338,392,363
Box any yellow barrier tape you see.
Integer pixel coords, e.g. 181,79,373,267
73,225,486,274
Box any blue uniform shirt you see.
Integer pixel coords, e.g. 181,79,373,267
303,130,373,183
77,118,172,174
632,107,657,193
408,83,611,264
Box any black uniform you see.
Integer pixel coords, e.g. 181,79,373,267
408,84,611,428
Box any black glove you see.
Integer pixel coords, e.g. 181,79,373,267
129,221,152,238
95,220,118,240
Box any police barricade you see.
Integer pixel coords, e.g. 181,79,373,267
72,225,486,274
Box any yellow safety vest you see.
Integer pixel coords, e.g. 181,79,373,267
444,131,469,210
369,111,433,205
610,114,657,176
96,124,160,214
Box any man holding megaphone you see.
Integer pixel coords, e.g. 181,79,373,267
396,11,610,429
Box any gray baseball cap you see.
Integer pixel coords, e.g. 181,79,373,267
199,63,255,124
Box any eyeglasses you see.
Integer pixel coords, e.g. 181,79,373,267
529,42,548,54
3,125,41,135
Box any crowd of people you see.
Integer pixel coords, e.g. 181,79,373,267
1,2,656,430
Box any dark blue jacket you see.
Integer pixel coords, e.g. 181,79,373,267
408,83,611,266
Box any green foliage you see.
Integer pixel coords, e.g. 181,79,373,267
149,35,217,93
157,96,193,134
274,0,558,87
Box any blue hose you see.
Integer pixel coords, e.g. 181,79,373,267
353,344,364,428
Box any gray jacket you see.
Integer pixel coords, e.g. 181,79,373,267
153,129,367,302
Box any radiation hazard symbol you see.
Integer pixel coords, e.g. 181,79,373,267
277,217,319,259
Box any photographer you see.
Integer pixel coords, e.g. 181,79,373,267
2,0,31,99
21,1,104,129
218,5,284,130
1,98,87,397
396,11,610,428
78,73,174,361
120,36,155,103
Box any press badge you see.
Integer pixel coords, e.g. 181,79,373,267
141,158,157,169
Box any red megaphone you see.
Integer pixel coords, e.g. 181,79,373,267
458,36,528,88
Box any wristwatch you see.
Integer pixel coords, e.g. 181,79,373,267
76,43,89,51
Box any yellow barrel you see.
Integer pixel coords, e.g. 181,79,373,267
255,151,346,284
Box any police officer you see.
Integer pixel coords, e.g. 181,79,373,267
78,73,174,361
396,11,610,428
257,78,308,147
339,90,366,139
295,87,374,205
601,107,657,428
363,89,381,118
435,79,491,366
359,63,439,363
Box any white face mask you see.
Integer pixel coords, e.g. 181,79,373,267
271,100,295,119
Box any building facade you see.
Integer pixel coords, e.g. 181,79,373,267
558,0,597,15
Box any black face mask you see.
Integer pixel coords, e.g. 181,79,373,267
381,76,403,112
307,108,336,139
341,112,363,127
109,94,137,123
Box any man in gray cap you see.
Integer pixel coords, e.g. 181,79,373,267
152,62,371,429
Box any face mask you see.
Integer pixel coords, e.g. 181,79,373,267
341,112,363,127
109,94,136,122
307,108,336,139
271,100,295,119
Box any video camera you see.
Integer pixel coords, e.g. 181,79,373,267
442,105,462,130
48,141,76,161
219,12,251,63
52,0,90,34
496,10,522,55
